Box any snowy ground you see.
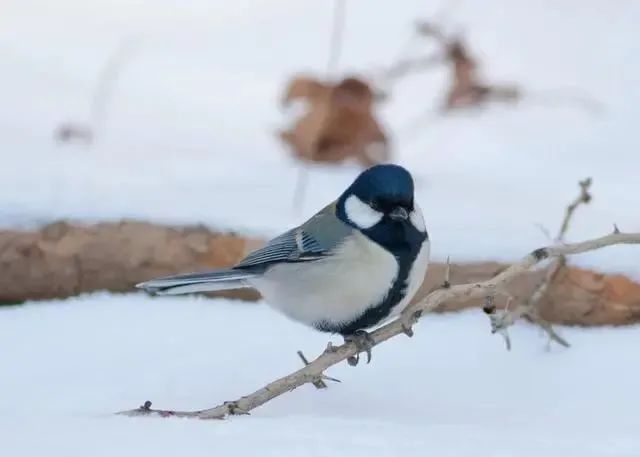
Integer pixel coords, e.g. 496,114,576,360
1,1,639,456
1,294,639,457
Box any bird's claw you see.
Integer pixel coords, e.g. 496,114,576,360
344,330,375,366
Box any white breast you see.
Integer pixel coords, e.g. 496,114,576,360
249,231,398,328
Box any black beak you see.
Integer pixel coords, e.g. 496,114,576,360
388,207,409,221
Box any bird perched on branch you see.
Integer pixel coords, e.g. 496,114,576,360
138,164,430,365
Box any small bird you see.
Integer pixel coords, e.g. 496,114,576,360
137,164,430,364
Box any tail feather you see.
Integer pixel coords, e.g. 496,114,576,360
136,269,257,296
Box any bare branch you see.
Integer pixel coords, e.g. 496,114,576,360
483,178,592,347
558,177,592,240
117,230,640,420
380,53,445,83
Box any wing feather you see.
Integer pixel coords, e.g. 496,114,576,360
234,202,353,271
235,227,326,270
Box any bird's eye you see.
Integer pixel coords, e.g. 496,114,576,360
369,200,381,211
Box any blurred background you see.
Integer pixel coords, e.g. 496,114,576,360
1,0,638,272
1,2,640,455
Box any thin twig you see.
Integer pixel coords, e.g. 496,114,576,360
90,36,139,133
558,177,592,240
534,223,553,242
298,350,327,389
326,0,347,76
293,0,347,212
484,178,593,348
297,350,341,388
523,89,605,117
117,230,640,420
380,54,444,84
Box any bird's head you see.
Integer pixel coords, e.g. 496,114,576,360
336,164,425,236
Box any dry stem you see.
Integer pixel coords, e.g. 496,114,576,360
117,229,640,420
485,178,592,349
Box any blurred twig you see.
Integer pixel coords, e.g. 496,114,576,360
293,0,348,212
55,35,139,146
327,0,347,76
90,36,139,132
382,17,603,142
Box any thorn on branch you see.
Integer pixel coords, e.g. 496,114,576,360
401,323,414,338
324,341,337,354
613,223,621,234
400,309,423,338
442,256,452,288
534,223,553,241
298,350,336,389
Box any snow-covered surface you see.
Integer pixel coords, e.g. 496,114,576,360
1,1,639,456
1,294,639,457
1,0,639,275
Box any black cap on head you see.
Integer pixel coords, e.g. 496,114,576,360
345,164,414,208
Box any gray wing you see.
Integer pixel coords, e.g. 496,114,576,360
234,202,353,271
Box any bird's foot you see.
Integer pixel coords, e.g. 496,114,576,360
344,330,375,366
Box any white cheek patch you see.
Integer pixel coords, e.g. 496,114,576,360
344,195,383,229
410,204,426,232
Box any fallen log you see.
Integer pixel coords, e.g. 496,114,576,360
1,220,638,326
0,220,262,304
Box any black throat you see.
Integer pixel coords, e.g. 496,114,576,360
315,214,428,336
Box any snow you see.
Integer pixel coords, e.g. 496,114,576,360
1,294,639,457
0,0,639,275
1,1,639,455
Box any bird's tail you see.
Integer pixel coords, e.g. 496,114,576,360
136,269,257,296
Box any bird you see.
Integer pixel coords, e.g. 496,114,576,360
137,164,430,365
